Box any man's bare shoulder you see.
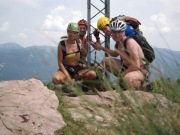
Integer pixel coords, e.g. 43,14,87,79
126,38,139,49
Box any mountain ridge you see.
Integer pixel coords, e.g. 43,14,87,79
0,42,179,82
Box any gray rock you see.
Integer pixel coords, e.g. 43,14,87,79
0,78,66,135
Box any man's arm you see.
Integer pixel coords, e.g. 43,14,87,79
91,28,119,56
90,40,119,57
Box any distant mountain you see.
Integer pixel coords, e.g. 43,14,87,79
0,43,57,83
151,48,180,80
0,42,23,52
0,42,179,83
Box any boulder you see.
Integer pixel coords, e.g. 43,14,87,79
0,78,66,135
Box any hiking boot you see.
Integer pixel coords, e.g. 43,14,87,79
82,85,89,92
119,82,129,90
67,92,77,97
62,85,75,93
145,83,153,92
54,84,63,90
54,84,75,93
141,81,153,92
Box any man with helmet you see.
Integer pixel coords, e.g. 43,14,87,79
94,16,139,52
97,16,141,37
77,19,103,71
97,16,111,36
77,19,102,59
77,19,89,60
52,22,97,87
95,18,149,89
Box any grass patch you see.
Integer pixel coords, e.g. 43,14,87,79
46,76,180,135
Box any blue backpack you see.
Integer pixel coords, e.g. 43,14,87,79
125,24,137,37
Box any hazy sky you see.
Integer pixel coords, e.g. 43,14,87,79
0,0,180,51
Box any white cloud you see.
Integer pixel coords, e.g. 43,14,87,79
0,0,179,50
17,32,28,39
150,13,172,34
42,5,82,32
141,13,173,36
43,5,67,31
161,27,171,33
43,15,65,30
0,22,9,32
51,5,66,15
151,14,168,25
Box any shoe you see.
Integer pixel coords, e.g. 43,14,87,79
145,83,153,92
67,92,77,97
119,82,128,90
54,84,63,90
62,85,74,93
82,85,89,92
141,81,153,92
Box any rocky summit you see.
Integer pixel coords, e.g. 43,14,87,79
0,78,179,135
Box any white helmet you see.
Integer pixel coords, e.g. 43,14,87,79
110,19,126,31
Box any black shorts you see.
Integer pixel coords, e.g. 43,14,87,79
120,60,128,73
65,65,85,77
121,65,128,73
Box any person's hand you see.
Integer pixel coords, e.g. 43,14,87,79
92,42,102,51
79,63,87,68
93,29,100,40
86,34,92,41
66,77,72,84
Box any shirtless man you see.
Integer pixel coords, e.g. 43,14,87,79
94,19,148,89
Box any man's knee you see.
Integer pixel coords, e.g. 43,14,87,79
124,74,132,84
123,73,143,89
101,58,106,66
101,58,112,69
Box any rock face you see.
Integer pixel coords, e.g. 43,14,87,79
0,79,66,135
0,78,179,135
63,90,179,134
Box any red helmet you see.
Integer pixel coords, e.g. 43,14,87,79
78,19,88,28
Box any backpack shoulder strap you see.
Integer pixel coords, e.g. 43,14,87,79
59,39,83,59
60,39,81,55
123,37,132,56
59,40,66,58
123,37,132,49
76,38,82,51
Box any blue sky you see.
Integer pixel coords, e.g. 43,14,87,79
0,0,180,51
